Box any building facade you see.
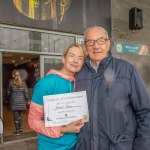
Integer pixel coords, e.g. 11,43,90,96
1,0,150,149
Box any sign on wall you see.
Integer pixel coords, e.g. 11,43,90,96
114,41,149,56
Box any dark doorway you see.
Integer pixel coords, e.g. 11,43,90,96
2,52,39,142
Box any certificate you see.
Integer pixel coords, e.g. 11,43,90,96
43,91,89,127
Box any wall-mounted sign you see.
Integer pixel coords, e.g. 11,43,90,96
114,41,149,56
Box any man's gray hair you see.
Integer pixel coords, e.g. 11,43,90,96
84,26,109,40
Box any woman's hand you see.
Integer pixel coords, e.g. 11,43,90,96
60,119,84,133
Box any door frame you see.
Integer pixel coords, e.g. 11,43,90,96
0,52,3,143
0,51,40,143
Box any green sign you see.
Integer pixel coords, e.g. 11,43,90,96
29,39,41,51
114,41,148,55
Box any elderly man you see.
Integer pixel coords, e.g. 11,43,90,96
75,26,150,150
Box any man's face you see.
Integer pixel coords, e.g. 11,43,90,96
85,28,110,66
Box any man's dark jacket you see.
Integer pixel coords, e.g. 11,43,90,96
75,52,150,150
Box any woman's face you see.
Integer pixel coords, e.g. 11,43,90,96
62,46,85,76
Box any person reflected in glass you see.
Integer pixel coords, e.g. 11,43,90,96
7,69,30,135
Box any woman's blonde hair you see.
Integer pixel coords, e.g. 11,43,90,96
63,43,86,58
12,70,23,88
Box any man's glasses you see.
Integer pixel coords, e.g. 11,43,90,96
85,37,108,46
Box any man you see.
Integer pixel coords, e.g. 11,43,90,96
75,26,150,150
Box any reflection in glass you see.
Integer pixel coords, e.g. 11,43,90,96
48,34,75,53
29,31,42,51
0,28,29,51
44,58,62,75
0,27,76,53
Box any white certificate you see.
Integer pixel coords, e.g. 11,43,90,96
43,91,89,127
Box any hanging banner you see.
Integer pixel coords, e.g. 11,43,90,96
114,41,149,55
0,0,111,34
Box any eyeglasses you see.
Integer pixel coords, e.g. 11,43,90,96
85,37,108,46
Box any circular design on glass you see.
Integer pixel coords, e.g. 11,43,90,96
116,43,123,52
13,0,72,23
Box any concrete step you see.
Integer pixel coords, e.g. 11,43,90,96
0,132,38,150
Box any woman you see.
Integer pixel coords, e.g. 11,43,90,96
7,69,30,135
28,43,86,150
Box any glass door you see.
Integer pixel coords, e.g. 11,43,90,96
40,55,62,78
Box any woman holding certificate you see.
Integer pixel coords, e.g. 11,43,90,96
28,44,86,150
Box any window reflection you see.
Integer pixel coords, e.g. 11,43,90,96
44,58,62,75
0,27,75,53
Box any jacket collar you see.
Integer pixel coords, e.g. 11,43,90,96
85,52,112,73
